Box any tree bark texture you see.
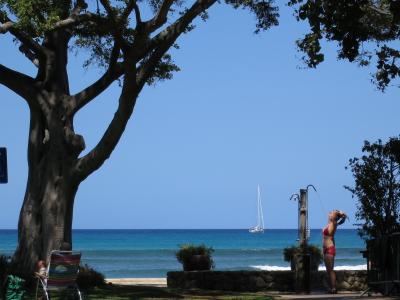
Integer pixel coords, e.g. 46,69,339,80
13,100,82,273
8,30,89,273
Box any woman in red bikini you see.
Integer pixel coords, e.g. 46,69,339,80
322,209,347,294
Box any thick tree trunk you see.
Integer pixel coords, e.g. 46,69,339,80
14,169,78,274
13,101,81,274
8,26,95,274
10,29,84,273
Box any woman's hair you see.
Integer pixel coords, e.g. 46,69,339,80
330,210,346,225
337,216,346,225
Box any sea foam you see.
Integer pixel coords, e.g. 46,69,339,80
251,264,367,271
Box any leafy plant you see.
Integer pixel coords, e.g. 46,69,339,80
176,244,215,270
77,264,106,289
283,244,323,271
345,137,400,239
0,255,11,298
289,0,400,91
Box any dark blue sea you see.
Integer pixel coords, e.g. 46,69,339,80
0,229,366,278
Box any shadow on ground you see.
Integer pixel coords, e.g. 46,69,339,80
28,284,275,299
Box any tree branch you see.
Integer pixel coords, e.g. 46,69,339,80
126,0,217,90
119,0,142,37
147,0,216,51
145,0,174,33
72,0,88,15
367,5,392,16
0,64,38,103
18,44,40,67
98,0,131,49
1,23,41,67
71,41,123,114
51,13,106,31
129,0,216,64
74,64,139,181
133,3,142,25
0,20,12,33
121,0,138,24
71,65,123,115
136,44,172,89
74,0,218,180
48,0,111,33
99,0,117,21
0,12,46,57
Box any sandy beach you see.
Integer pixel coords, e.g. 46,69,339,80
106,278,167,287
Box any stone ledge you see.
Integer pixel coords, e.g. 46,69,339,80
167,270,367,292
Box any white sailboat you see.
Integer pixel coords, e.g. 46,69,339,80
249,185,265,233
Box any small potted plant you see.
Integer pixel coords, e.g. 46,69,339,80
176,244,215,271
283,244,322,271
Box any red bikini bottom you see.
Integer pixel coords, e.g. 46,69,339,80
323,245,336,256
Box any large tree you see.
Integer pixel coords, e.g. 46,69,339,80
289,0,400,91
0,0,279,273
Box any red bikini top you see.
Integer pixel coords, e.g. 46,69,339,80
322,226,332,237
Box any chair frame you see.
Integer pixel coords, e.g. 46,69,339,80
35,250,82,300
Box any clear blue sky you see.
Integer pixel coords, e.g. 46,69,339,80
1,4,399,230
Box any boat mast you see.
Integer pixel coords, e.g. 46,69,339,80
259,185,264,230
257,185,264,230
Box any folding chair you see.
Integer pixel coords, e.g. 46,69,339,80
35,250,82,300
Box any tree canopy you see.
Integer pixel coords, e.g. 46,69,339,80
289,0,400,91
0,0,279,86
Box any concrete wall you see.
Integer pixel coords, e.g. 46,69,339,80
167,270,367,292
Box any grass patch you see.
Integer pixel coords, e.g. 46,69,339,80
28,284,276,299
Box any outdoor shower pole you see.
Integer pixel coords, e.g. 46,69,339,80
299,188,308,247
295,188,310,294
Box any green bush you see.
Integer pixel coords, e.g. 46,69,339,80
176,244,215,271
283,244,323,271
77,264,106,289
345,138,400,239
0,255,11,297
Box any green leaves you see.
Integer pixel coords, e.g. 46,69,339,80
175,244,215,268
296,33,324,68
74,25,116,69
0,0,280,87
283,244,323,265
345,137,400,239
145,53,180,85
225,0,279,33
375,45,400,90
1,0,71,35
290,0,400,90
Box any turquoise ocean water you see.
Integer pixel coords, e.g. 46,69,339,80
0,229,366,278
